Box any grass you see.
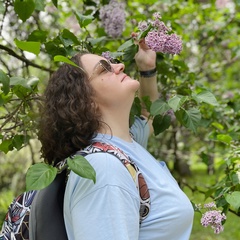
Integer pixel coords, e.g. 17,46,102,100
182,167,240,240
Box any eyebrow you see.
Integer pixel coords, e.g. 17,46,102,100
91,62,100,72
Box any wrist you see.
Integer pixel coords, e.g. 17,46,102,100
139,68,157,78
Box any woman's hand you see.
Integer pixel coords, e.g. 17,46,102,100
134,36,156,71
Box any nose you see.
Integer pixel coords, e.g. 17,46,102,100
112,63,125,74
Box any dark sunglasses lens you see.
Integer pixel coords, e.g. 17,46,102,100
100,60,112,72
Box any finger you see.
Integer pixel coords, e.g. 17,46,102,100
138,39,150,50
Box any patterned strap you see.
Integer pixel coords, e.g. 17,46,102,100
78,142,151,223
0,190,37,240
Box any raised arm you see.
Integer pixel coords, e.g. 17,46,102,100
134,39,159,134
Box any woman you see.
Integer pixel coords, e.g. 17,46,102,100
39,40,194,240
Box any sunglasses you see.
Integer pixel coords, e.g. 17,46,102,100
88,59,114,81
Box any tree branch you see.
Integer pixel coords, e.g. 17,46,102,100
0,44,53,73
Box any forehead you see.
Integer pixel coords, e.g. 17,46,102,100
81,54,105,74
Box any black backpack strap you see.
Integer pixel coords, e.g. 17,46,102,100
29,169,68,240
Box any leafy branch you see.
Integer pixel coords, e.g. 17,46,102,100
0,44,53,73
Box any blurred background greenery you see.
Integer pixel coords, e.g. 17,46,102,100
1,0,240,238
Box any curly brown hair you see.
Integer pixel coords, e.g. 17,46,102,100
38,53,101,165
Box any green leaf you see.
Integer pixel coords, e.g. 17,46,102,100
193,90,219,106
141,96,152,113
10,76,38,98
14,0,35,22
130,97,141,125
35,0,45,11
172,60,189,71
181,108,201,133
211,122,224,130
122,45,138,62
131,97,141,116
28,30,48,43
217,134,232,144
52,0,58,8
14,39,41,55
0,70,10,95
0,1,4,14
0,139,13,154
150,99,170,116
27,77,39,87
118,39,134,51
67,155,96,183
200,152,210,166
26,163,58,191
10,77,31,89
60,29,80,47
153,114,171,135
54,55,79,68
168,95,189,112
88,37,107,46
12,135,28,150
44,41,66,57
225,191,240,212
74,11,94,28
230,171,240,186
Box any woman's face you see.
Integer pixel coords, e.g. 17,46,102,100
81,54,140,108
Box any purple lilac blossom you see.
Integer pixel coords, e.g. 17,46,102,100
153,12,162,20
204,202,217,209
101,51,114,62
99,0,126,38
152,20,169,33
201,210,226,234
166,109,176,122
145,31,182,55
138,12,182,55
145,31,167,53
163,34,183,55
138,21,148,31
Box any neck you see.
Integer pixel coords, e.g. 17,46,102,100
98,105,132,142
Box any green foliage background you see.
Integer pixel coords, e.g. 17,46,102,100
0,0,240,237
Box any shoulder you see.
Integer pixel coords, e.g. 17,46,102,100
65,152,139,200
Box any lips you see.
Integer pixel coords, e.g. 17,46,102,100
121,74,127,82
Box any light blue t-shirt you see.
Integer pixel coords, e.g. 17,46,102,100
64,117,194,240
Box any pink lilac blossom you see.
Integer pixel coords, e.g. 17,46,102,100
201,210,226,234
99,0,126,38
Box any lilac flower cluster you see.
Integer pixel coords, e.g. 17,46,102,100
99,0,126,38
201,210,226,234
101,51,114,62
197,202,226,234
138,13,182,55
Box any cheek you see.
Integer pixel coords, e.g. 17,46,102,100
91,80,113,103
